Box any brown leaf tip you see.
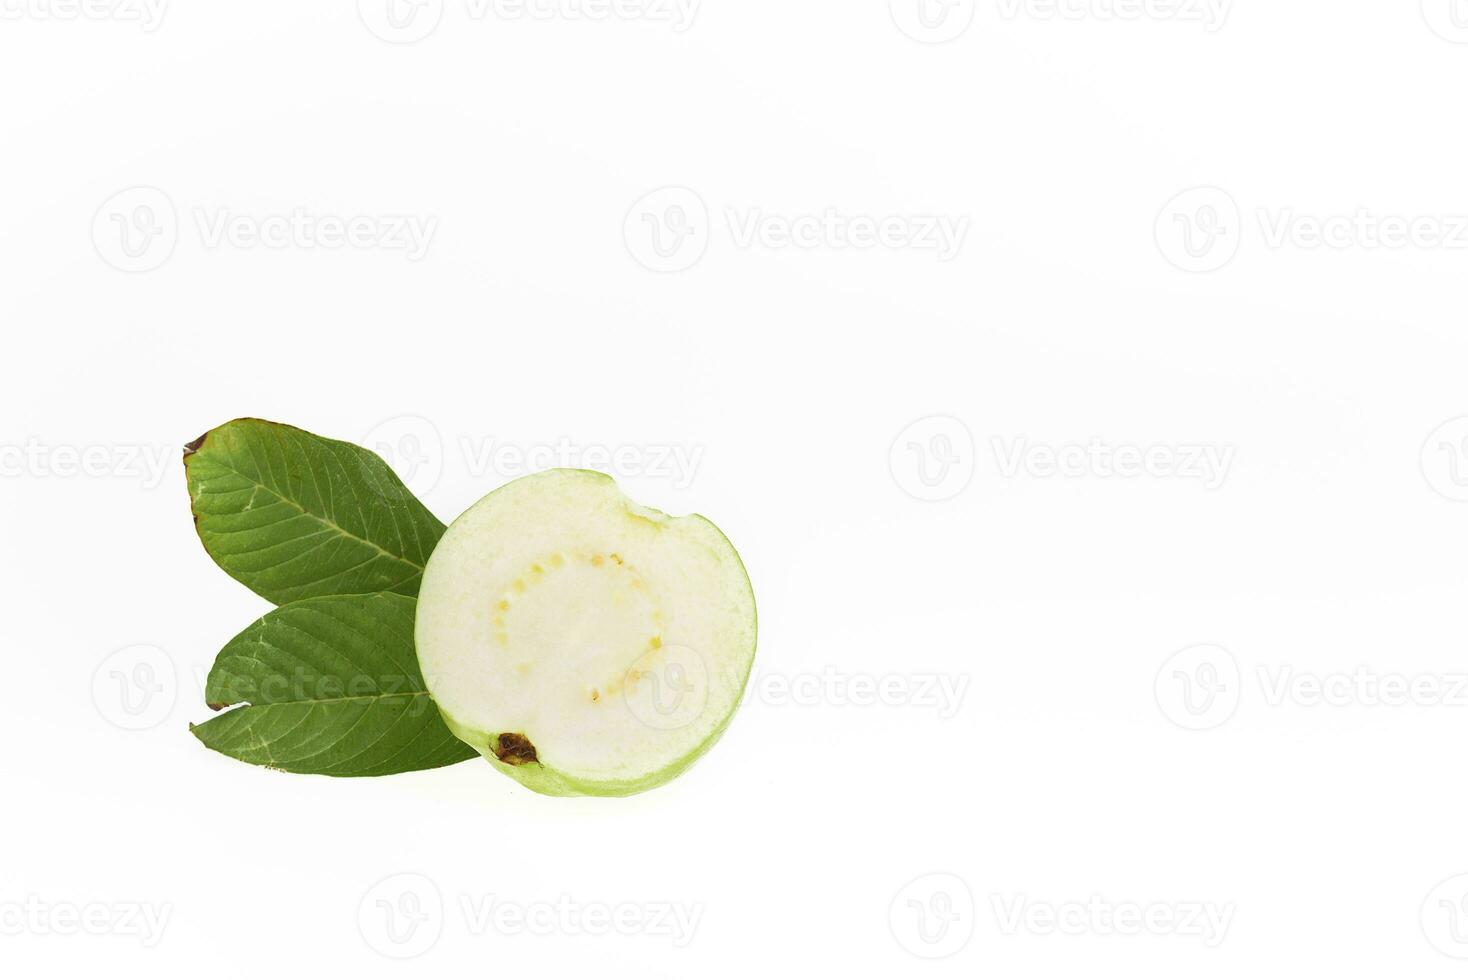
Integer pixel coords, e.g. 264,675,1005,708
183,432,208,458
495,733,538,766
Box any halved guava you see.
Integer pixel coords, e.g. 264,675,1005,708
415,469,757,797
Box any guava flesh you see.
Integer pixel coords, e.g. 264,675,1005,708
415,469,757,796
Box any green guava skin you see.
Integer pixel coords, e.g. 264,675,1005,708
438,699,748,797
417,472,757,798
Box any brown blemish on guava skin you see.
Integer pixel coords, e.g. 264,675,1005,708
496,733,538,766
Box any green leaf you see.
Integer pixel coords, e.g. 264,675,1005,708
191,593,475,776
184,418,444,605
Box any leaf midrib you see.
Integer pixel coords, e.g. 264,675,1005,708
213,689,434,710
196,458,425,573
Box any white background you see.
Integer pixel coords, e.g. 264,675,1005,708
4,1,1468,976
